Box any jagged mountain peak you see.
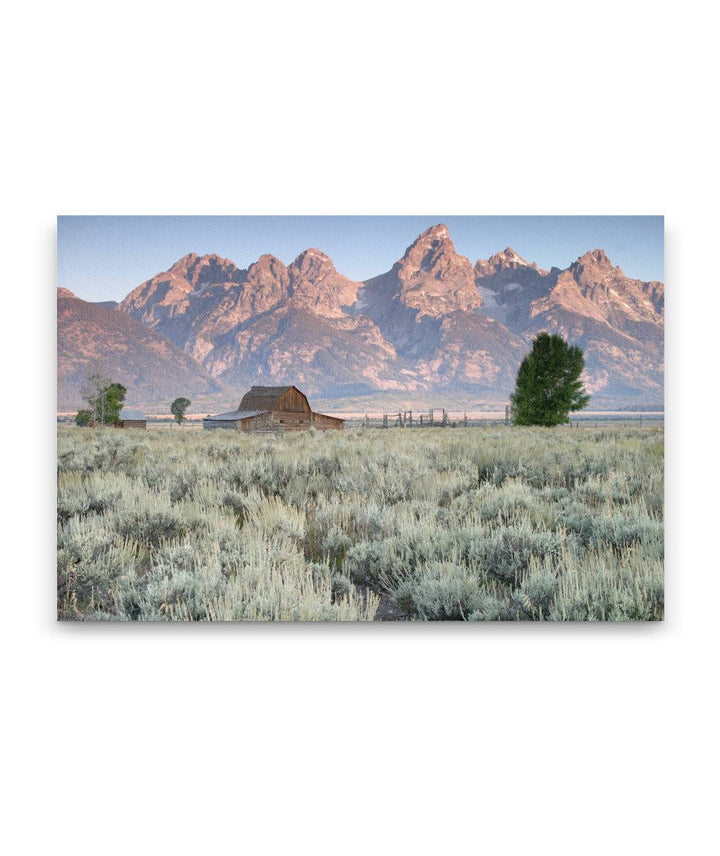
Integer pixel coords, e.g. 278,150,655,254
532,246,664,334
288,249,360,315
495,246,528,265
417,223,451,241
401,223,455,263
247,253,288,277
289,248,336,281
360,224,482,324
166,252,244,289
167,251,203,276
170,251,200,267
399,223,471,279
243,254,290,298
255,252,284,264
294,247,333,261
475,246,548,278
582,248,611,263
572,248,618,273
57,287,77,299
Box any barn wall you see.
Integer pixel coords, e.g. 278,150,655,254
277,388,311,413
203,420,239,430
312,413,344,430
120,420,146,429
203,412,342,432
238,411,342,431
240,414,277,433
269,410,312,430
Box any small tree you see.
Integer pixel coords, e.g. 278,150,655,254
510,332,590,426
81,373,127,424
75,409,92,427
171,397,191,426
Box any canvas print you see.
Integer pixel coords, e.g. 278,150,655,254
57,216,664,621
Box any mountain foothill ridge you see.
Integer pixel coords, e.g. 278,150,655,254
57,223,664,409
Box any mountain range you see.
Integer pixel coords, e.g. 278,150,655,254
57,224,664,410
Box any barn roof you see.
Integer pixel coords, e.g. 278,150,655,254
239,386,304,411
204,409,269,422
119,408,146,420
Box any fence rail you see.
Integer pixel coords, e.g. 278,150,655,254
342,413,664,429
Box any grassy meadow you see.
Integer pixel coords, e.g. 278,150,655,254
57,424,664,621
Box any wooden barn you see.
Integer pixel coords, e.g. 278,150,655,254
203,386,344,433
117,408,147,429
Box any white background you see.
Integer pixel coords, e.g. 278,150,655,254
2,1,718,853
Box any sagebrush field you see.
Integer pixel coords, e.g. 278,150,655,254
57,425,664,621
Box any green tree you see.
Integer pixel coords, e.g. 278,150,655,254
75,409,92,426
103,383,127,423
82,373,127,424
170,397,191,426
510,333,590,426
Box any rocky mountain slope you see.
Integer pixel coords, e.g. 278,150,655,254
57,289,221,408
356,225,528,391
474,246,664,401
59,224,664,408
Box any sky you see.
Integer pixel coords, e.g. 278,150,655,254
57,215,664,303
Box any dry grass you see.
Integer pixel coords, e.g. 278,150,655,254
57,424,663,621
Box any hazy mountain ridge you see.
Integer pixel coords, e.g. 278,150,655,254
57,290,222,408
59,224,664,408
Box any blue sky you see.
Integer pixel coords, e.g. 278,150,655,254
58,215,664,303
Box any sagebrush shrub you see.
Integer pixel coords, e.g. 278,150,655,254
57,424,663,621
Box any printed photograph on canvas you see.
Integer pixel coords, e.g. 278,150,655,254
57,215,664,621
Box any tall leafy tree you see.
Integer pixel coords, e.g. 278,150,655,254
82,373,109,423
102,383,127,423
510,333,590,426
171,397,191,426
